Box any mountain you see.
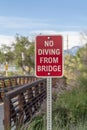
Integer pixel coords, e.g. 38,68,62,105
64,46,81,56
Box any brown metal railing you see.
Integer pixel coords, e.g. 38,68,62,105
0,76,37,101
4,78,47,130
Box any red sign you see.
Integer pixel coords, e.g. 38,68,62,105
35,35,63,77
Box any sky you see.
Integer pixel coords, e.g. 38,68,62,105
0,0,87,49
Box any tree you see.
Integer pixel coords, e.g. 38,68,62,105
64,43,87,88
0,44,14,64
12,34,35,74
76,44,87,89
64,54,79,86
0,49,5,64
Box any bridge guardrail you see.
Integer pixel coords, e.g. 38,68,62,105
4,78,47,130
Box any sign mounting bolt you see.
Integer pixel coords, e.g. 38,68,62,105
48,37,50,40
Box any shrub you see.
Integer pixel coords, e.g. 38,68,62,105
53,88,87,127
28,115,46,130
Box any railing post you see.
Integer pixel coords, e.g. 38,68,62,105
27,87,33,116
39,82,44,105
18,93,24,127
1,80,6,100
0,92,2,102
19,77,22,85
4,95,11,130
39,82,43,93
34,85,39,110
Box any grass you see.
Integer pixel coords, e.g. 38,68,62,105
28,119,87,130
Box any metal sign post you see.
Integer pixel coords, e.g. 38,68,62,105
47,78,52,130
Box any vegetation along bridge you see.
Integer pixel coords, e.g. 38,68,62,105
0,76,47,130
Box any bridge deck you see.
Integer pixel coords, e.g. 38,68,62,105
0,103,4,130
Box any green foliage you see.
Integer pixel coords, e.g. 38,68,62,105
76,44,87,91
78,75,87,91
52,120,87,130
26,42,35,68
0,49,5,63
64,54,79,86
28,115,46,130
0,44,14,63
11,34,35,75
64,44,87,88
12,35,30,66
53,88,87,128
